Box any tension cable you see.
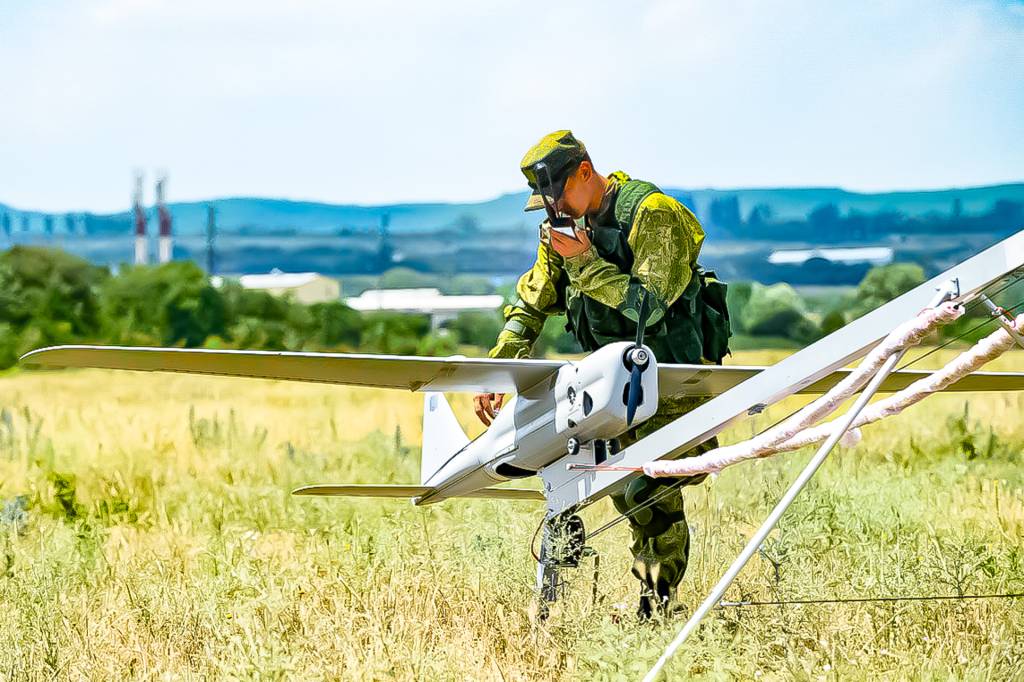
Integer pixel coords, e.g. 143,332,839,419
586,285,1024,543
718,592,1024,608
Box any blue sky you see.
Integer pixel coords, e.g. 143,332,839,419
1,0,1022,212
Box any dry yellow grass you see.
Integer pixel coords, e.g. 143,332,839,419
1,348,1023,680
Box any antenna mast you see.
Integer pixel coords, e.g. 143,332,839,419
133,171,148,265
156,172,173,263
206,205,217,275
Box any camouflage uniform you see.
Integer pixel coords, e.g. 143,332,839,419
611,396,715,618
490,131,730,617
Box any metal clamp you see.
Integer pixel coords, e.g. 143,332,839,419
979,294,1024,350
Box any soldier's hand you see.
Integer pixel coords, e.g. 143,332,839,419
473,392,505,426
550,225,591,258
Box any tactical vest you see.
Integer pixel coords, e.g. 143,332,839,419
564,179,732,365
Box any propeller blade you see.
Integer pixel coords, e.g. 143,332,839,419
626,290,653,427
626,363,643,426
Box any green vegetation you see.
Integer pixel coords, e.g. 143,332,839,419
7,246,1017,372
0,351,1022,678
0,246,108,366
725,262,1022,346
3,246,1024,677
5,187,1021,283
339,269,506,297
0,247,492,368
849,263,927,319
736,282,819,343
101,261,226,347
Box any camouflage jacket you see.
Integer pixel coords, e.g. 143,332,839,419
489,171,706,359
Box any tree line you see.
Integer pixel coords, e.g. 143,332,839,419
3,245,1008,371
0,246,581,369
693,196,1023,243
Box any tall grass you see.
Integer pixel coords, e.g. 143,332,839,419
1,349,1022,679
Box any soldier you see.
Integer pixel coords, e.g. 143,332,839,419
474,130,731,618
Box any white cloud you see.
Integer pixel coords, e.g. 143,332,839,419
0,0,1021,211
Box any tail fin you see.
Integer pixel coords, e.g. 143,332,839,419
421,392,470,485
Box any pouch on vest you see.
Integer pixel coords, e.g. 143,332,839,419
696,268,731,363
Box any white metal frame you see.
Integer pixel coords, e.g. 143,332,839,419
540,230,1024,514
640,283,958,681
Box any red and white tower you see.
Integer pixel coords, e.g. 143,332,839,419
156,173,173,264
133,172,148,265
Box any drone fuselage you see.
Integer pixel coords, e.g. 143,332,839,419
416,341,659,504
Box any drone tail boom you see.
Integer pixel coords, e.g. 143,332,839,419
291,484,544,502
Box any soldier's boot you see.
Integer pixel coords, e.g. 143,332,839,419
612,474,691,620
633,517,690,619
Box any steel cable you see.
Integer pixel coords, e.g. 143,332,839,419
717,592,1024,608
582,279,1024,544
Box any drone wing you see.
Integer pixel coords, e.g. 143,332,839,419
20,345,564,394
21,345,1024,396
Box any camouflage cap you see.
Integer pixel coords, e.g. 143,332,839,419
520,130,587,212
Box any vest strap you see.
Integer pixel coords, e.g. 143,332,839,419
613,180,662,232
502,319,539,341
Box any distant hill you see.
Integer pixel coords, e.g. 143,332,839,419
2,182,1022,237
678,183,1024,222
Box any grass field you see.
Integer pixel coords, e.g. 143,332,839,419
1,348,1023,680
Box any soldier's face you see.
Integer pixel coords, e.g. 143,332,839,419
556,163,594,219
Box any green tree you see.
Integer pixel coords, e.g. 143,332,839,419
725,281,754,333
360,312,455,357
0,246,107,333
820,309,847,336
443,311,503,348
100,261,225,347
0,247,108,364
217,281,310,350
740,283,818,342
309,301,363,348
377,267,437,290
414,333,459,357
360,312,431,355
851,263,926,318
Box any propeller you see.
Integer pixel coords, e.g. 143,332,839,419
625,290,652,427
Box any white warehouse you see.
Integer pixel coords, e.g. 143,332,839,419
212,269,341,305
346,288,505,329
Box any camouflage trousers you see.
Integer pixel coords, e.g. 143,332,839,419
610,395,717,618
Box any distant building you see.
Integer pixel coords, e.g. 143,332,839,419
213,269,341,304
346,287,504,329
768,246,894,267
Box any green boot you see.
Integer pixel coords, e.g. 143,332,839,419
612,476,691,619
